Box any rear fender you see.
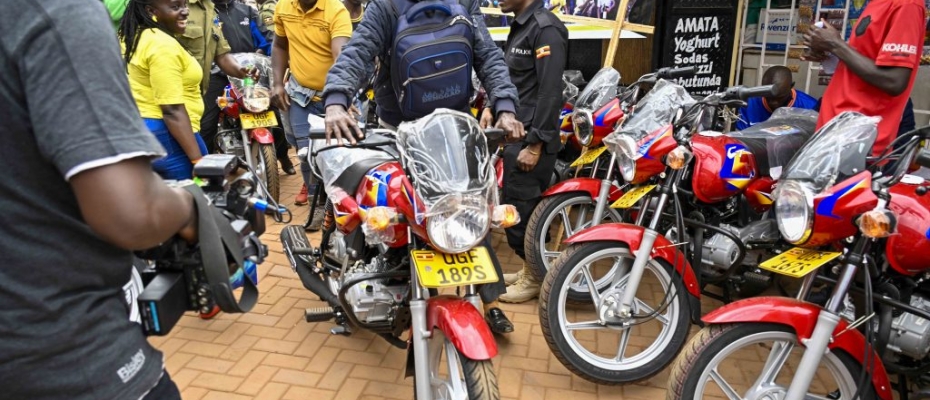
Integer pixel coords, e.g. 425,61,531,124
250,127,275,144
703,297,894,400
425,295,498,360
541,177,623,202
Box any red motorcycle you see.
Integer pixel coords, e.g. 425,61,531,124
280,110,519,400
215,53,280,202
523,66,696,285
667,114,930,400
539,81,824,385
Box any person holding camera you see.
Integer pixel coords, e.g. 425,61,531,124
0,1,199,398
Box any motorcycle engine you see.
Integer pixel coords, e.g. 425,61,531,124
886,294,930,360
332,231,410,324
699,219,780,272
218,133,246,159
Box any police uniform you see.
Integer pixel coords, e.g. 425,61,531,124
500,0,568,261
176,0,232,95
259,0,278,43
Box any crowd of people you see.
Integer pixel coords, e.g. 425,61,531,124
0,0,925,398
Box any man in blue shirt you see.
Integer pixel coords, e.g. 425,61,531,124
736,66,818,130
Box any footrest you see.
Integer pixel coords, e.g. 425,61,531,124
305,307,336,322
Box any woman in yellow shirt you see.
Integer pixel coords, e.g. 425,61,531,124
120,0,206,180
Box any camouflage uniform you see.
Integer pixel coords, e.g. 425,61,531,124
176,0,232,95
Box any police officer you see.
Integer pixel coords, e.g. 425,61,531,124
480,0,567,304
257,0,277,44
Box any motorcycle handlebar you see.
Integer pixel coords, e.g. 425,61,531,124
307,127,507,142
657,66,697,79
917,149,930,169
728,85,775,101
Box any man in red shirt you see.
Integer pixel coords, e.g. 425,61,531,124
803,0,926,156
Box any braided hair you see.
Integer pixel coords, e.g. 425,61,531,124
118,0,167,67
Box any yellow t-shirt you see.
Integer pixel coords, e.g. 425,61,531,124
125,28,205,132
274,0,353,91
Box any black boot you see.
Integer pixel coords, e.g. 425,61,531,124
485,308,514,334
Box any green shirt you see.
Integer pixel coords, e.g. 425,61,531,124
102,0,128,31
259,0,278,32
176,0,232,94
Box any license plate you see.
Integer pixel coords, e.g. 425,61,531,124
759,248,842,278
610,184,656,209
570,146,609,167
412,247,499,288
240,111,278,129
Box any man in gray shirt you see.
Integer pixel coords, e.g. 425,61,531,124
0,1,201,398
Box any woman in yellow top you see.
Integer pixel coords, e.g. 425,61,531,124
120,0,206,180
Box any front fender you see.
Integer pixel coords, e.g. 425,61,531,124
704,297,894,400
426,296,497,360
541,177,623,202
250,127,275,144
564,223,700,298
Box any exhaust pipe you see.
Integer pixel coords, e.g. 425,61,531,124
280,225,339,306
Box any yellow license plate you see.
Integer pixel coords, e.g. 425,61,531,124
570,146,609,167
412,247,499,288
240,111,278,129
610,184,656,209
759,248,842,278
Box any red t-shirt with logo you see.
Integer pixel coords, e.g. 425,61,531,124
816,0,926,155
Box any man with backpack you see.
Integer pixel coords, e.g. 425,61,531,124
321,0,524,333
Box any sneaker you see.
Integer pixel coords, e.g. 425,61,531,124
502,269,524,286
485,308,514,334
295,184,309,205
306,206,325,232
499,275,540,304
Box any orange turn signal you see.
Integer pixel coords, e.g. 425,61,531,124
363,206,397,232
665,145,693,170
492,204,520,229
858,209,897,239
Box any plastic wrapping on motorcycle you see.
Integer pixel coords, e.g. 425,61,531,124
727,107,818,178
702,296,894,400
574,68,620,112
183,183,258,314
227,53,273,88
603,79,696,152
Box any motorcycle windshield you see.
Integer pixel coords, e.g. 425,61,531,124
604,79,694,145
396,110,493,207
781,111,879,194
227,53,274,92
574,67,621,112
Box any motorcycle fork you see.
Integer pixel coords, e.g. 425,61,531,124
589,152,618,225
408,226,433,400
241,129,264,196
784,235,872,400
610,169,678,318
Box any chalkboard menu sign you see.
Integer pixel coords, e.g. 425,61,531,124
653,0,739,97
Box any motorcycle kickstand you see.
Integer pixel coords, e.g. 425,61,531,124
304,183,324,230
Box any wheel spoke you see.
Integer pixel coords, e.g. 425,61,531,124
573,206,589,233
444,340,466,398
752,341,794,388
614,327,632,361
580,264,600,304
544,251,562,261
559,208,575,237
709,368,742,400
565,321,604,331
634,298,669,325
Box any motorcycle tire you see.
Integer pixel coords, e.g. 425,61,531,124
255,143,280,202
539,241,690,385
525,192,622,294
413,332,500,400
667,323,877,400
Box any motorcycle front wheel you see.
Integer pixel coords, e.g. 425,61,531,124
415,331,499,400
251,141,280,202
540,241,690,385
525,192,623,296
667,323,877,400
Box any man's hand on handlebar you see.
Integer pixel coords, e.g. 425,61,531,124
325,105,364,145
479,108,494,129
495,112,525,142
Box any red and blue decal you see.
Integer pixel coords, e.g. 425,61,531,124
720,144,754,190
361,169,392,209
594,102,619,126
637,125,672,160
816,178,869,219
924,226,930,240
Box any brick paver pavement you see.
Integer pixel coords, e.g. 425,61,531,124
150,152,829,400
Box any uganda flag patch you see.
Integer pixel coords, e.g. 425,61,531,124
535,45,551,59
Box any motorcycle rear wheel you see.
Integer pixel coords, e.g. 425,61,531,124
252,142,280,202
415,331,500,400
667,323,877,400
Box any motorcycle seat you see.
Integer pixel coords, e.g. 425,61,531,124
728,117,816,178
332,157,391,195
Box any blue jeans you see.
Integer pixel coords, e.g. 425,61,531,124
286,100,325,189
144,118,208,180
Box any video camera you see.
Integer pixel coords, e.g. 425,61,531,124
133,154,271,336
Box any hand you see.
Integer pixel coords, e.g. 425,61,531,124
495,112,525,142
325,104,364,145
517,145,542,172
802,19,842,54
349,104,361,118
800,50,828,63
272,84,290,109
243,65,261,80
479,108,494,129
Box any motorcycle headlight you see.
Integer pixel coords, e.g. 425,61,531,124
242,86,271,113
610,135,638,182
774,180,814,245
426,193,490,254
572,109,594,146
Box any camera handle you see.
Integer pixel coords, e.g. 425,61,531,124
183,184,258,313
